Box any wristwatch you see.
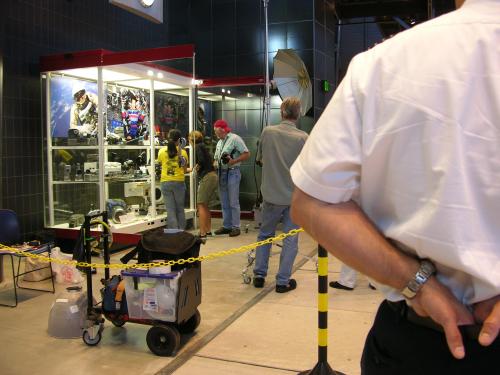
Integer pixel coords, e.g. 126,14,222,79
401,259,436,299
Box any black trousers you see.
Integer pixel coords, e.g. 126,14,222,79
361,300,500,375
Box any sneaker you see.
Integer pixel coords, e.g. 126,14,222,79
229,228,241,237
253,277,265,288
329,281,354,291
214,227,231,235
276,279,297,293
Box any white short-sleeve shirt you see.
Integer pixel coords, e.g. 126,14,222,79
291,0,500,305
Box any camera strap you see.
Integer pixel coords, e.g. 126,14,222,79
217,136,230,169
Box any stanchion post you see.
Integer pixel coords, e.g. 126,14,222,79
298,245,346,375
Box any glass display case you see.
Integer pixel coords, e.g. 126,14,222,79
40,46,197,233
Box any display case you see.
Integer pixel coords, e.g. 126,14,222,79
40,46,198,233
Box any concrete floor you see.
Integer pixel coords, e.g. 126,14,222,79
0,220,382,375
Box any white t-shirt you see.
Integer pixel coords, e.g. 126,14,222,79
291,0,500,305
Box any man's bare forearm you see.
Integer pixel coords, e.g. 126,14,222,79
291,187,477,358
290,187,419,290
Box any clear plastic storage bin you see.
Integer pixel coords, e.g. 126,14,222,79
122,269,181,322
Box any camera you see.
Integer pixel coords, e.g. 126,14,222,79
179,137,187,149
221,152,231,164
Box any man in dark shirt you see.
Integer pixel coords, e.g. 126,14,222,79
253,97,308,293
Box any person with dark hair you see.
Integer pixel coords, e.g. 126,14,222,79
212,119,250,237
290,0,499,373
157,129,188,229
189,130,218,238
253,97,308,293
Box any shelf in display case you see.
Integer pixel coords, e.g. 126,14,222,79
52,146,99,150
105,176,150,182
52,181,98,185
106,145,151,150
50,209,196,234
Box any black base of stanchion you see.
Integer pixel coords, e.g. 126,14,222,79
298,361,346,375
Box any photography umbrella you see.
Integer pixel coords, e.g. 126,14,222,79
273,49,312,116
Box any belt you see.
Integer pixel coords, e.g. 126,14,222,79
387,300,481,340
218,166,239,171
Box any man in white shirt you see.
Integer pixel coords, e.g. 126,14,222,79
290,0,499,373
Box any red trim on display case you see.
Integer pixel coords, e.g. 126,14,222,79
40,45,195,73
40,49,112,73
199,76,265,88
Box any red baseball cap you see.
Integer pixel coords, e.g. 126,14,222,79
214,119,231,132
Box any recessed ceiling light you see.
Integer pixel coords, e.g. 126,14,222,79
139,0,155,8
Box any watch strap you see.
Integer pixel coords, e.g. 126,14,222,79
401,259,436,299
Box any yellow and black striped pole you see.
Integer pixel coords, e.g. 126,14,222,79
298,245,346,375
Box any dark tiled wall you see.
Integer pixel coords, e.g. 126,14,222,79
1,0,327,237
1,0,170,238
171,0,316,82
313,0,339,120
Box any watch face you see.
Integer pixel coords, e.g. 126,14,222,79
139,0,155,7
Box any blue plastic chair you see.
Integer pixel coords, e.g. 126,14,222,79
0,209,55,307
0,209,21,245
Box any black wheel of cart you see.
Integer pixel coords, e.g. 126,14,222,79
105,313,126,327
177,309,201,334
82,329,102,346
110,318,126,327
146,324,180,356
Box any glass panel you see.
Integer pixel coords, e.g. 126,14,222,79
105,83,151,146
105,147,152,218
53,183,99,226
194,85,282,210
51,148,99,182
49,75,99,147
154,88,191,142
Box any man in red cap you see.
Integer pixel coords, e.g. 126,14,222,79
213,119,250,237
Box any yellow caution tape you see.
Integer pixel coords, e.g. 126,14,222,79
0,228,304,270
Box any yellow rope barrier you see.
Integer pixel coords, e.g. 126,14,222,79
0,228,304,270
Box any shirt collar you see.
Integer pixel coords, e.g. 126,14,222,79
281,120,297,127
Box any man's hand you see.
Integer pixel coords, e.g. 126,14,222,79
410,277,474,359
290,188,488,360
473,295,500,346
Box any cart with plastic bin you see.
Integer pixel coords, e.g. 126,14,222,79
80,213,203,356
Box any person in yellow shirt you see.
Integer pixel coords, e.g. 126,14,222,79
157,129,188,229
